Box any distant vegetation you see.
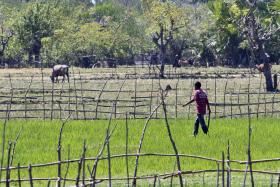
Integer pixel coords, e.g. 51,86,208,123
1,0,280,68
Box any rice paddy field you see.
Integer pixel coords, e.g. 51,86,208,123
0,65,280,186
0,118,279,186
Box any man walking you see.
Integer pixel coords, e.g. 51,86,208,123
183,81,211,136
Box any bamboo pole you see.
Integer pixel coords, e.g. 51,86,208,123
247,84,254,187
72,68,79,119
161,90,184,187
134,78,137,119
222,152,225,187
63,145,70,187
95,80,108,119
132,103,162,187
28,164,33,187
51,81,54,120
227,141,231,187
216,163,220,187
41,68,46,120
6,142,12,187
17,163,21,187
125,113,130,187
107,129,112,187
79,71,86,120
223,74,229,116
24,76,33,119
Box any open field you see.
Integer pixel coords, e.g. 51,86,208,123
0,65,280,120
0,118,280,186
0,66,280,186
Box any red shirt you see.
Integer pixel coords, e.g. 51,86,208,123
192,89,209,115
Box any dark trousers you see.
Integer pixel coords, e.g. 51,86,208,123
193,114,208,136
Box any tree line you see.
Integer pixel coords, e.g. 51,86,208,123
1,0,280,89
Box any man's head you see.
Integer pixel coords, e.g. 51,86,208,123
194,81,201,90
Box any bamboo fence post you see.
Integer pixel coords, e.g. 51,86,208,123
24,76,33,119
161,91,184,187
214,74,217,119
216,162,220,187
47,179,51,187
227,141,231,187
75,158,82,186
17,163,21,187
271,92,275,117
170,161,176,187
0,97,12,180
187,77,193,120
256,75,262,118
82,140,87,186
247,84,254,187
68,75,71,117
63,145,71,187
51,81,54,120
242,163,249,187
41,68,46,120
57,116,71,187
8,74,13,120
175,78,179,118
238,84,242,117
79,71,86,120
264,91,267,116
107,129,112,187
72,68,79,119
149,79,154,115
59,82,64,120
6,141,12,187
132,103,162,187
230,82,234,119
90,108,115,187
125,113,130,187
222,152,225,187
10,128,22,167
95,80,108,119
223,74,229,116
28,164,33,187
134,78,137,119
114,77,126,118
153,175,157,187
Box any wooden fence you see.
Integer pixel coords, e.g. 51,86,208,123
0,69,279,120
0,92,280,186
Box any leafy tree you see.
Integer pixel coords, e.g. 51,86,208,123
143,0,186,77
13,2,57,66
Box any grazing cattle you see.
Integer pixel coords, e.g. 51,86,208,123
50,64,69,83
255,63,272,72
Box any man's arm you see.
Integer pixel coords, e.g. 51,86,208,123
182,99,194,107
